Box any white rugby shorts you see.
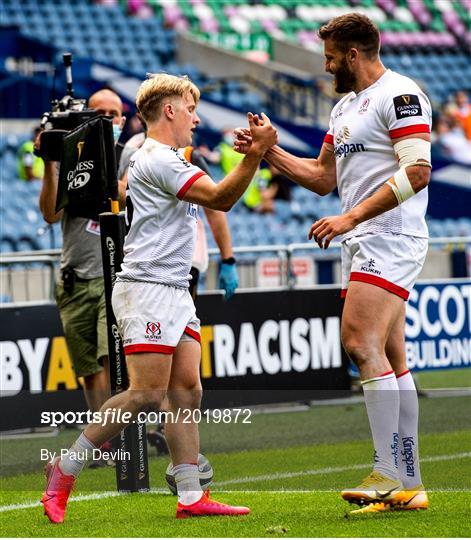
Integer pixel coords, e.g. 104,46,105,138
341,233,428,301
112,281,201,355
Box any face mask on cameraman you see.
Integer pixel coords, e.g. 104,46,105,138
112,124,122,143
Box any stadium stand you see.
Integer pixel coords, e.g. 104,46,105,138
1,7,471,536
142,0,471,103
0,0,264,112
1,135,469,255
0,135,62,252
0,0,470,259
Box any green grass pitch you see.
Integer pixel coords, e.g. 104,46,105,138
1,390,470,537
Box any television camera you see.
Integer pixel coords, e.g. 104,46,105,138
35,53,97,161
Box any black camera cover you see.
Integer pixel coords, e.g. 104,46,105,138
36,109,98,162
56,115,118,220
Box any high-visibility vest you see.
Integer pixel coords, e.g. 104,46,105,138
17,140,44,180
219,142,244,175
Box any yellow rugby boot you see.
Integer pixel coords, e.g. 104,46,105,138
394,485,429,510
341,471,403,506
349,502,392,515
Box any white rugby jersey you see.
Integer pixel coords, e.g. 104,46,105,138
324,69,432,240
117,137,206,288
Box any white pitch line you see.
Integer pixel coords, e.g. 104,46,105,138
0,490,124,513
213,451,471,487
1,452,469,513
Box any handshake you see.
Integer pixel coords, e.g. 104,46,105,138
233,112,278,156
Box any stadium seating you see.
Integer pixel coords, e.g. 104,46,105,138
0,0,264,111
1,129,470,255
1,1,470,254
0,136,62,252
382,51,471,102
2,0,469,105
144,0,470,49
140,0,471,103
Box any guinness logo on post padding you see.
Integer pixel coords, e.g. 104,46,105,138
77,141,85,159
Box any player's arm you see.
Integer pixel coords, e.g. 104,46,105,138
39,160,63,224
348,133,431,223
117,169,128,209
204,207,239,299
264,143,336,195
183,113,278,211
234,123,336,195
310,133,431,248
35,130,63,224
203,207,233,259
188,148,235,258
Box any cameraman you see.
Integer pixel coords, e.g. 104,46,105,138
38,88,126,415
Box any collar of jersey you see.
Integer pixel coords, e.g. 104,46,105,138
144,136,170,149
355,68,392,97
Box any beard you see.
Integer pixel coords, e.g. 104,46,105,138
333,58,356,93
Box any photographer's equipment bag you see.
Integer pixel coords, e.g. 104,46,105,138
57,115,118,220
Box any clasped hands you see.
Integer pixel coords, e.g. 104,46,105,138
233,114,355,249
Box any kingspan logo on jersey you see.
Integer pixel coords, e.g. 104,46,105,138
333,126,367,159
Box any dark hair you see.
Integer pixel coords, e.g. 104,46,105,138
318,13,380,58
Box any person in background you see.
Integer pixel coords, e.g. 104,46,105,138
450,90,471,140
267,163,294,203
182,145,238,300
434,115,471,164
243,163,293,213
17,127,44,181
38,89,126,416
199,127,245,175
122,112,146,142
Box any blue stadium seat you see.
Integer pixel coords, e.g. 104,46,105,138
274,200,292,223
0,235,17,253
15,236,40,252
427,219,443,238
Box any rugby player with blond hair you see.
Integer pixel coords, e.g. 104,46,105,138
41,73,278,523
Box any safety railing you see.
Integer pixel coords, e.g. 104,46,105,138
1,236,469,304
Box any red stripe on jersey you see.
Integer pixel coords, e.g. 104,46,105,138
396,369,410,379
324,133,334,145
389,124,430,139
184,326,201,342
340,289,348,298
176,171,206,200
124,344,175,355
350,272,409,300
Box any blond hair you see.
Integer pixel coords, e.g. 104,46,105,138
135,73,200,124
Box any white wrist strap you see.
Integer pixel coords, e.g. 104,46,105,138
387,167,416,204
